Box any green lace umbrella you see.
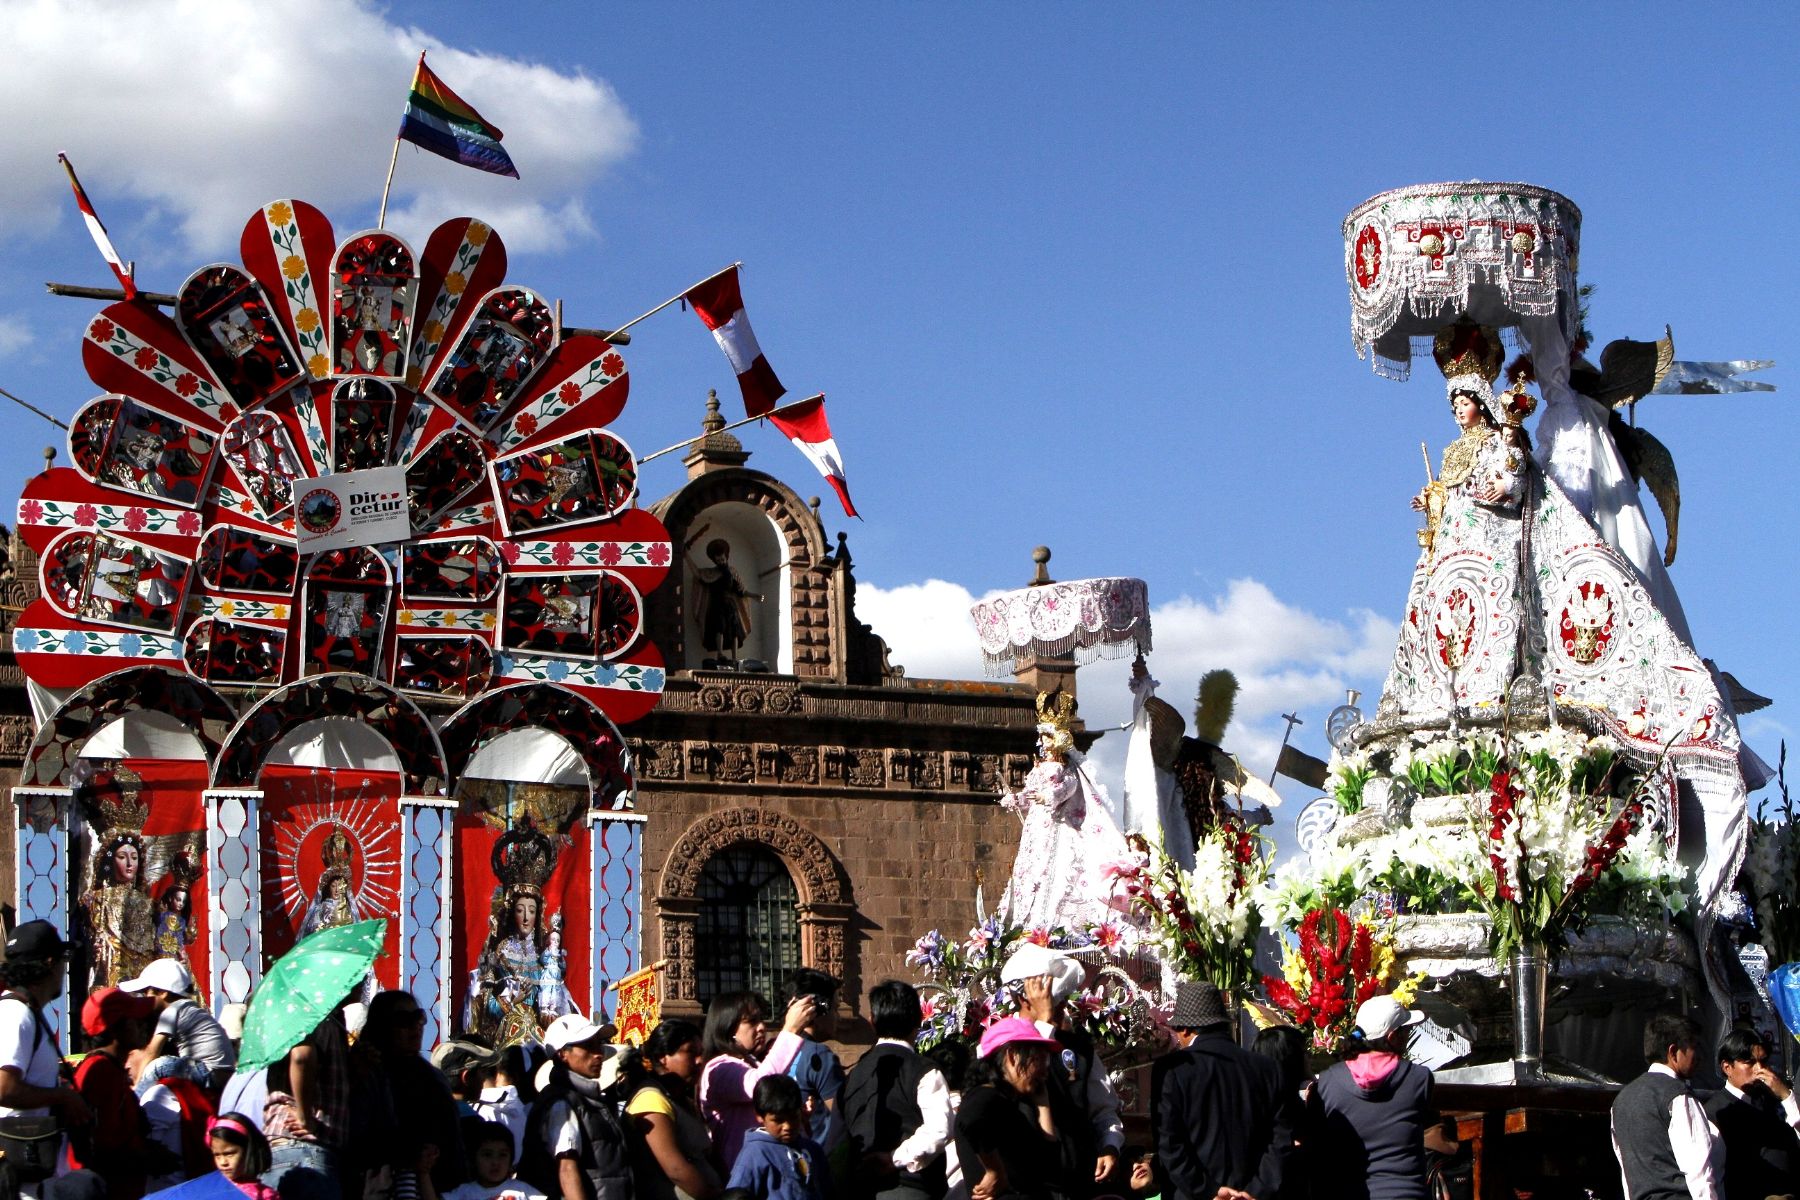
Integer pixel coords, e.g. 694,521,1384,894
238,918,386,1071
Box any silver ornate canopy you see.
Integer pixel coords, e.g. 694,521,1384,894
1343,181,1582,378
970,577,1151,676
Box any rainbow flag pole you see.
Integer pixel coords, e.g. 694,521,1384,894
379,51,519,228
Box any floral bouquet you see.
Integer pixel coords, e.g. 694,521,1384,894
904,913,1160,1058
1260,905,1421,1053
1105,819,1269,996
1465,730,1682,960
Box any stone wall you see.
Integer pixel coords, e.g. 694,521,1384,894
641,784,1021,1025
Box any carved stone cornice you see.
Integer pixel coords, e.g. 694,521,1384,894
656,672,1037,732
628,734,1026,798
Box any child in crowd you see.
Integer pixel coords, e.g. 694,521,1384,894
208,1113,277,1200
441,1120,546,1200
727,1076,827,1200
435,1040,529,1150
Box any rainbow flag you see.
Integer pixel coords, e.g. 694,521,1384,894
396,56,519,178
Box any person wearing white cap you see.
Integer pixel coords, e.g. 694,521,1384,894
1001,944,1125,1192
519,1012,632,1200
1304,994,1435,1200
120,957,235,1088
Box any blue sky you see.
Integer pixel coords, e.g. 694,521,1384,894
0,1,1793,812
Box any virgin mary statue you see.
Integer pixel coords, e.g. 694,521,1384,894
995,692,1130,933
1379,322,1744,926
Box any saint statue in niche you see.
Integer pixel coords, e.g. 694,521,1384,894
686,528,763,667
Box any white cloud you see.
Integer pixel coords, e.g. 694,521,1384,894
0,316,31,358
857,575,1398,807
854,578,1000,683
0,0,636,259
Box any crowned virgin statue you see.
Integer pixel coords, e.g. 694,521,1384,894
80,767,156,988
465,823,575,1045
996,692,1131,934
1374,320,1745,942
1380,324,1734,747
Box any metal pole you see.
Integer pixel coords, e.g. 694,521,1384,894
636,393,823,464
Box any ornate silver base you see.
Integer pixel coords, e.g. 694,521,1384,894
1434,1056,1615,1088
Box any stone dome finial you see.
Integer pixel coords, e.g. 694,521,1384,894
1030,545,1053,586
684,389,748,477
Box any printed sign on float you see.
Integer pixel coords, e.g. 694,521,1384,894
295,465,410,553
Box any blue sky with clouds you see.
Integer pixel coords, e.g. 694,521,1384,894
0,0,1793,816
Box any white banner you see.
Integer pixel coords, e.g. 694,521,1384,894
296,465,410,554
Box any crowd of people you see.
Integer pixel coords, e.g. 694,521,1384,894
2,915,1797,1200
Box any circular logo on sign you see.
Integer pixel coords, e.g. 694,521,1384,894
1353,223,1383,289
298,487,342,534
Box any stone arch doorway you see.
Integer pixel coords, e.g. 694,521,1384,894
656,807,854,1010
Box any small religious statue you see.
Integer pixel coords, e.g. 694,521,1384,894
465,822,575,1046
152,852,201,972
995,691,1131,933
80,766,156,987
686,528,762,666
299,824,358,937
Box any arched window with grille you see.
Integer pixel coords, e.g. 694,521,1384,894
694,844,801,1006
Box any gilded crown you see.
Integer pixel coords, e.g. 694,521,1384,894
167,849,201,888
1432,321,1503,384
493,822,556,895
1035,690,1077,733
1499,381,1538,427
85,765,150,835
321,824,353,870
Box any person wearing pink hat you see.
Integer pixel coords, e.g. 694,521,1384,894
953,1017,1077,1200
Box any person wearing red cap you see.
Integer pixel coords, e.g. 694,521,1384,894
66,985,162,1199
953,1016,1076,1200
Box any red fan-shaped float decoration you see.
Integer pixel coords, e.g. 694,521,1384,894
15,200,669,724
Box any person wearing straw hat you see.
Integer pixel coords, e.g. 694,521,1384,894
1149,980,1293,1200
1305,995,1435,1200
954,1016,1075,1200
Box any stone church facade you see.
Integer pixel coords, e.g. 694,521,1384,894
632,396,1038,1034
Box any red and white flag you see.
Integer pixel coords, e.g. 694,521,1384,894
686,266,784,417
770,395,858,518
57,154,136,300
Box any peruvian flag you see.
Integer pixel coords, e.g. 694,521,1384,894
686,266,785,417
57,154,136,300
770,394,857,518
